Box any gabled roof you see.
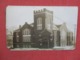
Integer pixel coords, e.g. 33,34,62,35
21,22,32,30
14,22,32,32
56,23,68,32
53,23,68,32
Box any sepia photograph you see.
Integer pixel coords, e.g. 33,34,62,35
6,6,78,50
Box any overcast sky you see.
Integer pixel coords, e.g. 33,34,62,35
6,6,78,32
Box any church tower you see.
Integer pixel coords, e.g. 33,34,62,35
32,8,54,48
34,8,53,32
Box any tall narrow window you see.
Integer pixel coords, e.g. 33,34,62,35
16,32,19,42
37,17,42,30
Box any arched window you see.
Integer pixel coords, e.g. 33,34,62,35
23,29,30,35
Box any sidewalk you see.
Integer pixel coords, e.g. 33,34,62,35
53,46,75,50
11,46,75,51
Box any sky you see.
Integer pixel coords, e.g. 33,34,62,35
6,6,78,32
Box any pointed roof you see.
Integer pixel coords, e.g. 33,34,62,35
14,22,32,32
55,23,68,32
20,22,32,30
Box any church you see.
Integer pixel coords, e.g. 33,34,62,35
13,8,73,48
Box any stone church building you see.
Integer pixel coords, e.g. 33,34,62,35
13,8,73,48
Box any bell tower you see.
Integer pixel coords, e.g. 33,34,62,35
32,8,54,48
34,8,53,32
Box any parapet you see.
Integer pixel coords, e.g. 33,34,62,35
34,8,53,14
